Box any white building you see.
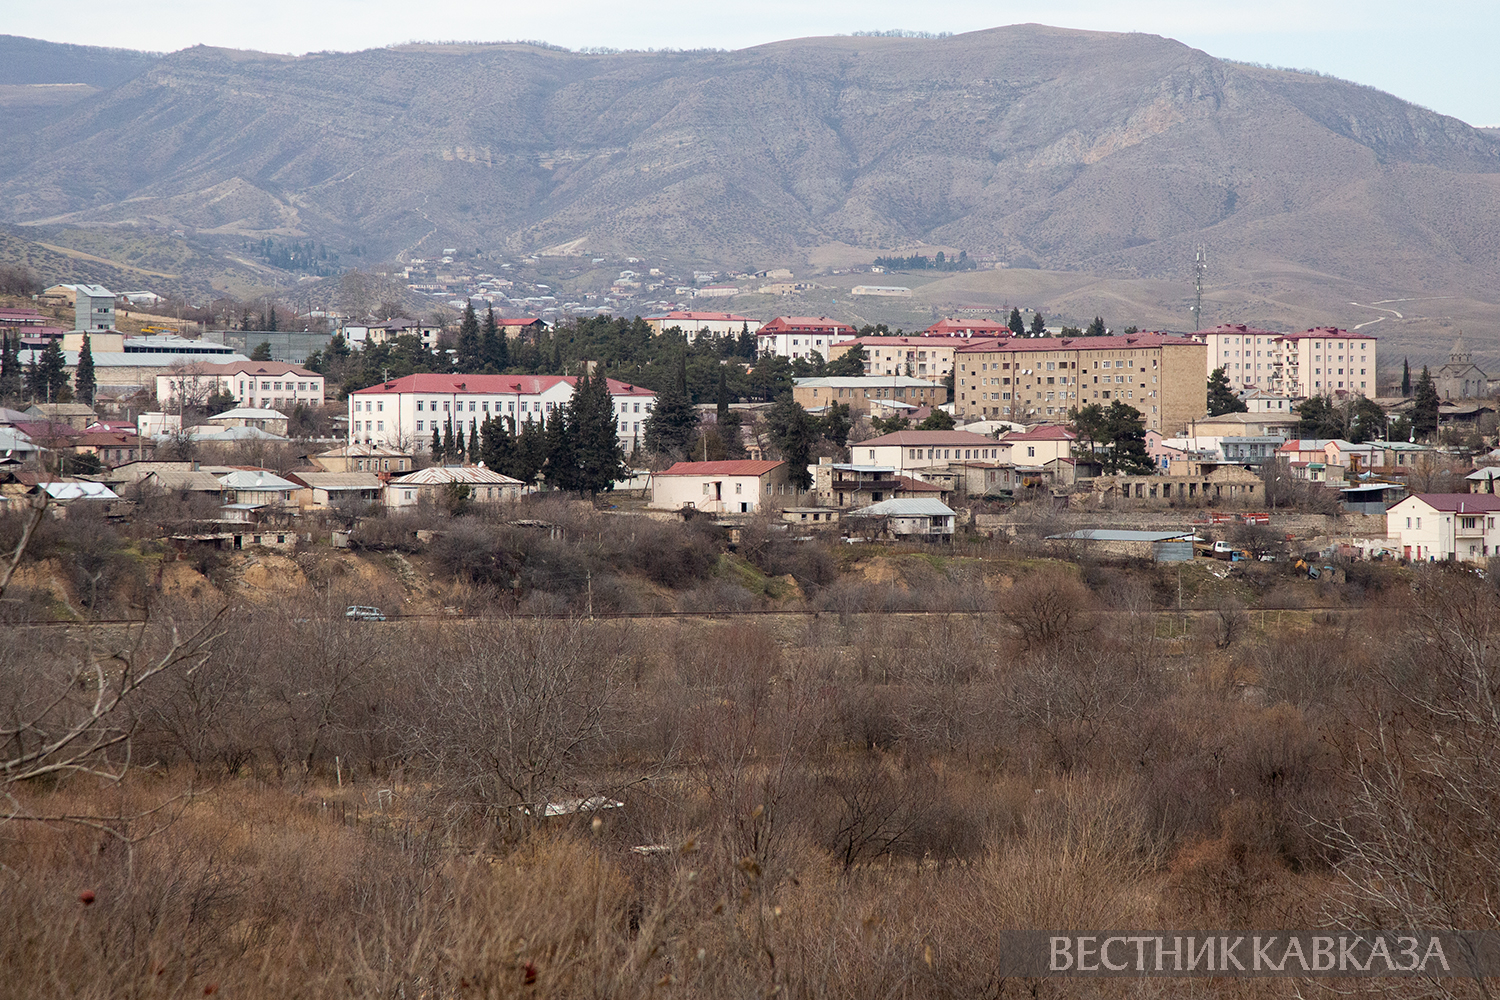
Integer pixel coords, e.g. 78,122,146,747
643,311,760,342
827,336,982,379
649,460,791,514
346,373,656,454
1201,324,1377,397
756,316,857,360
155,361,325,411
1387,493,1500,562
847,430,1007,476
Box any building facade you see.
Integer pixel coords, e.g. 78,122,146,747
1387,493,1500,562
847,430,1007,475
756,316,857,360
954,333,1207,434
827,336,996,379
649,460,790,514
792,376,948,414
346,373,656,454
644,311,760,342
156,361,325,411
1202,324,1376,397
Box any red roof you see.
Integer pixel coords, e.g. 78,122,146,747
925,318,1013,336
78,432,147,448
1200,323,1282,338
1279,327,1376,341
1001,425,1077,441
497,317,545,326
173,361,320,377
759,316,856,336
956,333,1202,353
648,311,755,323
350,373,655,396
843,335,1000,348
657,460,784,477
896,475,946,493
858,430,1000,447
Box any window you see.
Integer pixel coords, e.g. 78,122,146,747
735,482,743,495
417,401,424,411
376,401,383,412
417,421,424,431
703,482,712,495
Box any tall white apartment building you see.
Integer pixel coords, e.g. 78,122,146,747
1201,324,1376,397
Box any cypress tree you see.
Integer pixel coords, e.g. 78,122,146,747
74,333,96,405
454,424,466,463
0,334,19,401
1413,366,1440,438
543,405,577,491
442,420,455,461
643,354,698,459
430,424,442,461
1008,307,1025,336
37,339,68,402
1401,358,1412,397
457,301,481,371
1030,312,1047,337
571,368,626,495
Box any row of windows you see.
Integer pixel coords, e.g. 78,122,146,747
905,448,1002,460
961,357,1159,373
242,380,317,393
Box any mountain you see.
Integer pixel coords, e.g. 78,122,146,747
3,26,1500,360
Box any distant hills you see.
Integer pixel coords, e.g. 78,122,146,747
3,26,1500,363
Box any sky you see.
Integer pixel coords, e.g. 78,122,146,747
6,0,1499,125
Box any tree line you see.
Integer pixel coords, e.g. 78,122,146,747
0,333,97,406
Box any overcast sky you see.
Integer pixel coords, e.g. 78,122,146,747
9,0,1499,125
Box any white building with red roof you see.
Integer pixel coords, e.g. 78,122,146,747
828,335,1003,378
644,311,761,342
924,318,1014,338
1201,324,1376,397
999,425,1078,466
648,460,791,514
1387,493,1500,563
347,373,656,453
850,430,1008,476
155,361,325,411
757,316,857,360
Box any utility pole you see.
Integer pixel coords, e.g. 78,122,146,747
1191,246,1207,331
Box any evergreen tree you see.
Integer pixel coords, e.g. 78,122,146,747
430,424,442,461
1413,366,1440,438
643,353,698,458
827,342,867,376
1086,316,1107,337
916,409,956,431
1401,358,1412,397
514,414,548,485
479,416,516,477
765,394,815,491
1029,312,1047,337
36,339,68,402
1099,400,1154,474
454,425,466,462
23,354,42,402
1207,366,1247,416
74,333,96,405
821,401,853,448
737,323,757,359
442,420,455,461
570,368,626,494
1008,307,1025,336
267,305,278,332
251,341,273,361
1294,396,1345,439
480,308,507,372
0,334,20,401
456,301,481,371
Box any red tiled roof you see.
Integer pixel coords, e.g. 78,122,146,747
842,336,1000,348
858,430,999,447
957,333,1203,353
649,311,755,323
1199,323,1282,338
925,318,1013,336
658,460,784,477
1402,494,1500,512
1279,327,1376,341
896,475,946,493
759,316,857,335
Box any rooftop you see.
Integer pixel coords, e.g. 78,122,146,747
848,497,955,517
858,430,999,447
657,460,784,477
350,373,654,396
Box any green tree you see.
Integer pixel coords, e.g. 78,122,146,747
0,333,21,401
481,308,508,372
870,414,910,435
569,367,627,494
542,406,577,491
827,343,868,377
442,420,455,461
33,339,69,402
456,301,481,371
205,388,237,415
821,401,853,448
1295,395,1345,439
1413,366,1440,438
642,354,699,459
454,424,466,462
1347,396,1389,444
765,394,815,491
1098,400,1153,474
479,416,515,478
1008,307,1025,336
1401,358,1412,398
430,424,442,462
1086,316,1106,337
916,409,956,431
251,341,273,361
73,333,96,405
1029,312,1047,337
1206,366,1247,416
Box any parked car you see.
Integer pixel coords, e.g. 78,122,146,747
345,605,386,621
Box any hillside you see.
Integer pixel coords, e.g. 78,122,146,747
3,26,1500,362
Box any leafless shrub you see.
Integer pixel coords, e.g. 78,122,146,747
995,567,1094,651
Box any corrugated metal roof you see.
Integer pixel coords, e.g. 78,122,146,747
1047,529,1195,542
291,472,384,490
37,482,118,500
848,498,955,517
388,466,525,486
218,470,300,490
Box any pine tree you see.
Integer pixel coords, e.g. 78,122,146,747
1086,316,1106,337
1008,307,1025,336
480,308,506,372
24,354,42,402
571,368,627,494
1030,312,1047,337
251,341,273,361
37,339,68,402
74,333,96,405
1413,366,1440,438
479,416,516,477
514,415,547,485
1401,358,1412,398
457,301,481,371
1207,366,1247,416
642,353,698,459
0,334,19,401
267,305,278,332
430,424,442,462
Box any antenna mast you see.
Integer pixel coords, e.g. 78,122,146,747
1191,246,1207,331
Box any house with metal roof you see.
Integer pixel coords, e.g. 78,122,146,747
844,497,956,541
384,465,526,508
217,469,300,507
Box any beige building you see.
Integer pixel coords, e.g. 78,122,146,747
1097,465,1265,505
156,361,325,411
384,465,526,508
954,333,1207,434
311,444,413,475
828,336,993,379
1202,324,1376,397
792,376,947,414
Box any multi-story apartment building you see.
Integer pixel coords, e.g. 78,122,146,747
953,333,1207,434
346,373,656,454
827,336,1001,379
756,316,857,359
1201,324,1376,397
156,361,325,412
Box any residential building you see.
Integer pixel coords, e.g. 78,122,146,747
217,469,300,507
694,284,739,299
644,311,760,342
310,444,413,475
756,316,857,360
792,376,947,414
649,460,791,514
1184,412,1299,441
850,285,911,297
23,403,96,431
155,361,324,411
1200,324,1377,397
384,465,526,508
845,497,955,541
1098,466,1265,505
923,318,1013,338
1237,387,1296,413
363,317,444,348
71,284,116,333
827,336,996,379
1387,493,1500,562
812,461,902,508
920,461,1022,498
205,407,290,436
74,432,154,467
1000,425,1078,466
497,318,548,340
347,373,656,454
847,431,1006,476
1276,439,1382,475
288,471,385,510
954,333,1207,433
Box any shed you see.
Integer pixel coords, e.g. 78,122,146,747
1046,528,1197,561
845,497,956,541
1340,482,1403,515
